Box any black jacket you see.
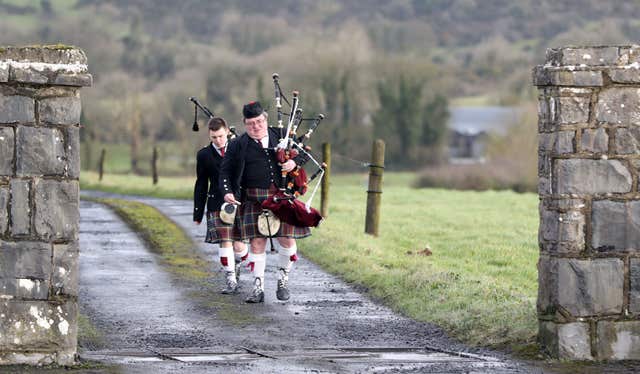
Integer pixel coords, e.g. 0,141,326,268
220,127,305,198
193,143,225,222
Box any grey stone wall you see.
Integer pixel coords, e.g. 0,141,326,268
534,45,640,360
0,46,91,366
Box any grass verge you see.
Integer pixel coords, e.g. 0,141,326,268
91,197,209,281
82,172,539,351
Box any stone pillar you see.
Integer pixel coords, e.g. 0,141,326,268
0,46,91,365
534,46,640,360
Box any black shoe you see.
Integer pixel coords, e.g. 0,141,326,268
221,274,239,295
246,278,265,303
276,269,290,301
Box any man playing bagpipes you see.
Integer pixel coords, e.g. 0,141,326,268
220,101,312,303
193,117,248,294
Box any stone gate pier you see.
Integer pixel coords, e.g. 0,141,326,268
534,46,640,360
0,46,90,365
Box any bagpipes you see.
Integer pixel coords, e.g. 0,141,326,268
189,96,238,139
260,73,326,229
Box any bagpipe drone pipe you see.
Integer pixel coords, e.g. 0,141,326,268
261,73,326,228
188,96,238,139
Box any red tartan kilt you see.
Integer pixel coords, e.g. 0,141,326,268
240,186,311,240
205,210,242,243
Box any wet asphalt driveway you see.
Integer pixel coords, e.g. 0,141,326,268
78,192,541,373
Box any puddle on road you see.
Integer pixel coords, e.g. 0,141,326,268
83,347,503,366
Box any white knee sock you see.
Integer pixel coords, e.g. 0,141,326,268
277,244,297,279
248,252,266,290
235,245,249,263
218,246,235,276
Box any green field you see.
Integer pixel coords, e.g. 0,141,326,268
80,171,540,350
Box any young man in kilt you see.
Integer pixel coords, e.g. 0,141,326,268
194,117,248,294
221,101,310,303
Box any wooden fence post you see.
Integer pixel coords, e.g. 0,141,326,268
98,148,106,181
152,146,159,185
321,142,331,217
365,139,385,236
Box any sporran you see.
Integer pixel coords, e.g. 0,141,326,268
257,209,281,237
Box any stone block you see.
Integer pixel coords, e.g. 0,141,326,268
39,96,81,125
597,321,640,360
0,186,7,235
537,94,553,131
539,321,559,356
34,180,78,240
554,131,575,154
52,242,78,297
15,127,65,176
630,258,640,313
538,176,551,196
0,240,51,279
554,159,632,194
557,70,603,87
592,200,640,251
0,46,87,65
537,256,558,315
0,278,49,299
0,300,77,350
581,128,608,153
0,94,35,124
618,45,640,65
53,73,92,87
539,321,592,359
0,126,14,175
533,67,603,87
596,87,640,125
558,323,593,360
615,126,640,154
539,203,585,253
538,152,552,178
9,67,49,84
608,67,640,83
9,179,30,236
558,96,590,125
633,159,640,173
539,133,555,152
548,46,620,66
65,127,79,178
557,258,624,316
0,63,8,82
544,198,587,212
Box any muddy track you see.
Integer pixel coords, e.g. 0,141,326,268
79,192,541,373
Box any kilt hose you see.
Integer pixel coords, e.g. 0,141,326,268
205,210,242,243
240,186,311,240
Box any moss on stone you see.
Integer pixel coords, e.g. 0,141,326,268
21,44,76,50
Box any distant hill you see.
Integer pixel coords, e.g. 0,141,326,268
1,0,637,169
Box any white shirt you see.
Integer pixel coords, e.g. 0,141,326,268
215,144,227,157
257,136,269,148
